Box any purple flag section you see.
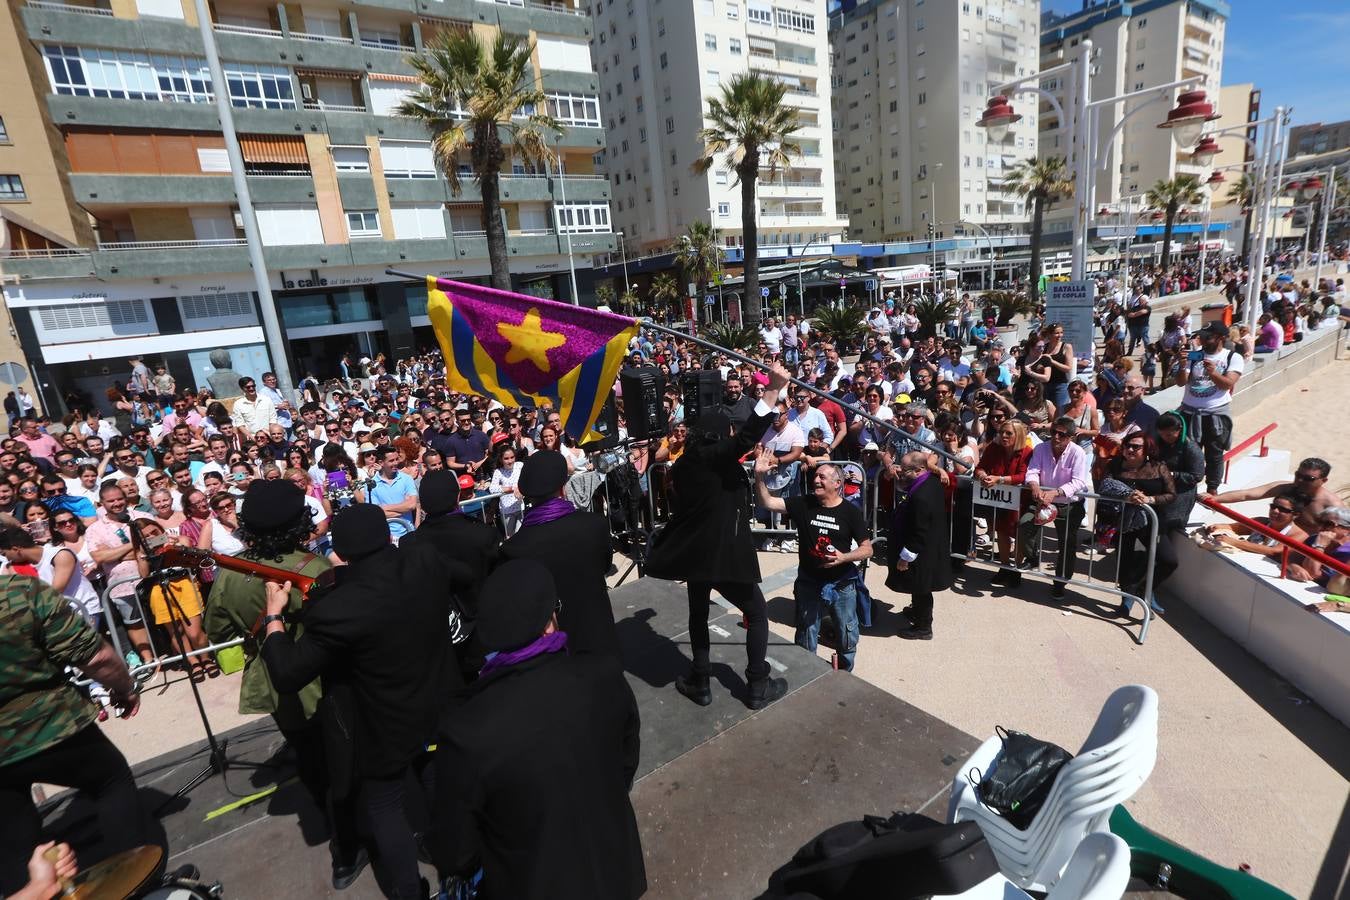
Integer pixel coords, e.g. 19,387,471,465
433,278,637,395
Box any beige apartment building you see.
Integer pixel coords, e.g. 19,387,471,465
830,0,1042,243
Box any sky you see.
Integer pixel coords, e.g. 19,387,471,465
1042,0,1350,126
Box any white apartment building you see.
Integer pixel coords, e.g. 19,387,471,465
1039,0,1228,211
588,0,846,255
830,0,1042,244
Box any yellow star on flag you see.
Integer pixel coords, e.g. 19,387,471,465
497,307,567,373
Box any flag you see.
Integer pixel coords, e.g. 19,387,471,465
426,277,639,441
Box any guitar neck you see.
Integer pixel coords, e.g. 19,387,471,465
163,545,317,595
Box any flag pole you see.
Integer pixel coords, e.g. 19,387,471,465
383,269,965,468
637,318,966,469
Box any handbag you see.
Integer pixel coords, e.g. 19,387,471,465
971,726,1073,830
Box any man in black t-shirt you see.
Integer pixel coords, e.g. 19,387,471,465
753,449,872,671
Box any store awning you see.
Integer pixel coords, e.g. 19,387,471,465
239,134,308,166
294,67,361,80
369,72,419,84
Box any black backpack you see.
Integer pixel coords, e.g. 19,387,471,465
758,812,998,899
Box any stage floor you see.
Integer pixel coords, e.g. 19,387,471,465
43,575,980,899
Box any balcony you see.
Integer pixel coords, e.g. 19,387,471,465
213,22,283,39
99,238,247,252
289,30,353,45
359,36,414,52
26,0,110,15
302,100,368,114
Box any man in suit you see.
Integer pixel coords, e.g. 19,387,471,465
883,450,953,640
646,362,791,709
261,503,450,900
432,560,645,900
496,450,619,658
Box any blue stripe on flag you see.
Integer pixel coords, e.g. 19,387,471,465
448,303,490,399
563,345,608,437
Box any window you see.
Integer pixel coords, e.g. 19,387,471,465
635,95,643,112
331,145,370,172
391,204,447,240
888,100,897,112
775,8,814,32
630,34,637,49
632,65,640,80
224,63,295,109
545,92,601,127
0,174,26,201
379,139,436,179
915,16,924,31
665,116,675,134
555,201,611,234
917,92,926,104
659,52,667,69
727,3,739,18
747,2,771,25
729,38,741,54
704,69,719,87
42,45,212,104
639,127,647,143
345,210,381,238
715,170,728,185
657,18,665,36
0,117,8,143
669,150,677,166
704,33,716,50
254,204,324,246
717,202,730,216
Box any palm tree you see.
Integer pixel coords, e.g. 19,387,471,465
1144,175,1204,271
1006,156,1073,306
397,31,560,292
594,282,616,310
650,272,681,320
674,221,722,324
692,72,802,328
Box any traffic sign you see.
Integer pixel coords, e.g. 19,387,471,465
761,287,770,298
778,283,787,296
0,362,28,387
705,294,716,306
864,278,877,292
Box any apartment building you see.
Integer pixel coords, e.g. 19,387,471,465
1040,0,1228,213
588,0,846,258
1288,119,1350,160
0,0,613,413
830,0,1042,244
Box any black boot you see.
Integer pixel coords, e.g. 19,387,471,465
331,847,369,891
675,672,712,706
746,676,788,710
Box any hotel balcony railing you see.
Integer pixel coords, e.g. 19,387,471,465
290,30,353,45
302,100,368,113
25,0,112,15
98,238,248,251
213,22,284,38
360,37,414,51
2,246,94,259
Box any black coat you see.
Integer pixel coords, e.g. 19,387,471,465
432,652,646,900
645,408,773,584
261,545,447,778
399,512,500,620
497,510,619,658
1156,436,1205,530
885,474,954,594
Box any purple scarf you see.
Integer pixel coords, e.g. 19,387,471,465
479,630,569,677
891,471,931,551
522,496,576,528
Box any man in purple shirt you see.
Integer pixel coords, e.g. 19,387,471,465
1023,416,1093,599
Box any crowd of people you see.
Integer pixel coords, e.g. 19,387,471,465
1,245,1347,898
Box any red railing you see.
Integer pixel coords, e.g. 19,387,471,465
1222,422,1277,483
1198,496,1350,582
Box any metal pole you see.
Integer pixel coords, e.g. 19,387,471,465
931,185,939,298
619,231,630,298
553,150,580,306
638,318,967,467
190,0,292,396
1199,200,1210,291
1246,107,1283,332
1070,38,1094,281
1314,164,1336,290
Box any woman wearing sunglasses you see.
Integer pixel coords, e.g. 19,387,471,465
1202,491,1309,561
1105,433,1177,615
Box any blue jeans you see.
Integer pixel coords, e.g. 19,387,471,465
794,573,859,671
783,345,799,366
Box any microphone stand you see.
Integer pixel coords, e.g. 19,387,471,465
134,525,263,814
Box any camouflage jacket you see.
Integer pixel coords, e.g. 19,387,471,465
0,574,103,766
203,551,328,729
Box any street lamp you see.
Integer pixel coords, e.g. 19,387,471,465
1157,89,1220,147
617,230,630,302
1204,171,1226,191
975,96,1022,143
1192,136,1221,168
1299,175,1324,201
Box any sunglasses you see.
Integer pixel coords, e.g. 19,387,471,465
19,487,39,495
55,519,77,527
1293,472,1322,482
1051,430,1073,438
1270,504,1294,514
1123,443,1145,451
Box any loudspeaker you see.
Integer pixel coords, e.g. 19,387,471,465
680,370,723,426
619,366,667,441
578,394,620,450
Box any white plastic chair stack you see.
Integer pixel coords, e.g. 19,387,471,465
936,831,1132,900
946,685,1158,892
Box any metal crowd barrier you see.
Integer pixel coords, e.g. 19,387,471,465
939,474,1159,645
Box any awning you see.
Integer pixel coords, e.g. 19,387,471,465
369,72,419,83
240,134,308,166
294,67,361,79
